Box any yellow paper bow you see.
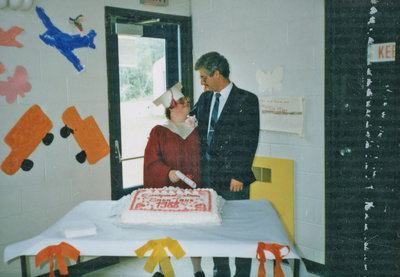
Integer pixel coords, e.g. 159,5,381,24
135,237,186,277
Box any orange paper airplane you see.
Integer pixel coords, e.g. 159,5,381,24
0,26,24,48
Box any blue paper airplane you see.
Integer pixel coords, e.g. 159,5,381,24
36,6,97,72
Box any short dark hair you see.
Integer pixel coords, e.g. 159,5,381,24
194,52,230,78
164,97,191,120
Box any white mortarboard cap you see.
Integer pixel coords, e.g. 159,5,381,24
153,82,184,108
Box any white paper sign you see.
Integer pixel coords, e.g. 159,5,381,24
259,97,304,136
367,42,396,63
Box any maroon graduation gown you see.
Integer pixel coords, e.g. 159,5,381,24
143,125,201,189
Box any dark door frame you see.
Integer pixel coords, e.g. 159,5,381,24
104,6,193,200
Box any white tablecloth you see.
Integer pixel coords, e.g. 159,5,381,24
4,199,306,275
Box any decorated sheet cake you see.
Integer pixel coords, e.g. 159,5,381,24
119,187,223,225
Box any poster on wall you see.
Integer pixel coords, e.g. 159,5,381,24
259,96,304,136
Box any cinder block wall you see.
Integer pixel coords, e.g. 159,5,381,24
191,0,325,264
0,0,190,275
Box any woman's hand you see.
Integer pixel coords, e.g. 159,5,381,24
168,170,180,183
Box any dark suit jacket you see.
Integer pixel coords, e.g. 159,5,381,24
191,84,260,194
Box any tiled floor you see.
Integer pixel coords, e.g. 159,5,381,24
83,256,321,277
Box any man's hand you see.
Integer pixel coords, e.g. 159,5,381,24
168,170,180,183
230,178,243,192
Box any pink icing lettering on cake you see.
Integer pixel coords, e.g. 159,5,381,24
129,189,211,212
119,187,223,225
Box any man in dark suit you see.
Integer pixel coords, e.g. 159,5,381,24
190,52,260,277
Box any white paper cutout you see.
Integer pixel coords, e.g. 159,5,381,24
256,66,284,94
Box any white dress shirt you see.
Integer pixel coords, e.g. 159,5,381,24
208,82,233,133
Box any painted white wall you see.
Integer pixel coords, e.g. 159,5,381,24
191,0,325,264
0,0,324,275
0,0,190,275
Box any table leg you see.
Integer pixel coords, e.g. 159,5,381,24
293,259,300,277
20,256,29,277
286,258,300,277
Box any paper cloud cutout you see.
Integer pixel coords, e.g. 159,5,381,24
256,66,284,94
0,65,31,103
36,6,97,72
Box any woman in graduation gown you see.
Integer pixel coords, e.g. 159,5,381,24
143,83,205,277
144,98,201,189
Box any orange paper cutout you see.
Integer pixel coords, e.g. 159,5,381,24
35,242,80,277
1,105,53,175
0,61,5,74
0,26,24,48
62,106,110,164
256,242,290,277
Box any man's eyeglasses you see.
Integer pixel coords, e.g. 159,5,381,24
200,72,214,82
177,98,190,105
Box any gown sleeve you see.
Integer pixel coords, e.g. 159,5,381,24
143,126,172,188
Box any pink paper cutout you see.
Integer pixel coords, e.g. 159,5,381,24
0,61,5,74
0,26,24,48
0,66,31,103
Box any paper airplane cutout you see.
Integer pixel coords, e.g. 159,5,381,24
0,26,24,48
35,6,97,72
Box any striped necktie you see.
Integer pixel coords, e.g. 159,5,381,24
207,92,221,145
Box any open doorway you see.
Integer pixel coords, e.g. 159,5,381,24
118,35,166,190
105,7,193,199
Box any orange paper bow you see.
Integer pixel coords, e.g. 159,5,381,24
35,242,80,277
256,242,290,277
